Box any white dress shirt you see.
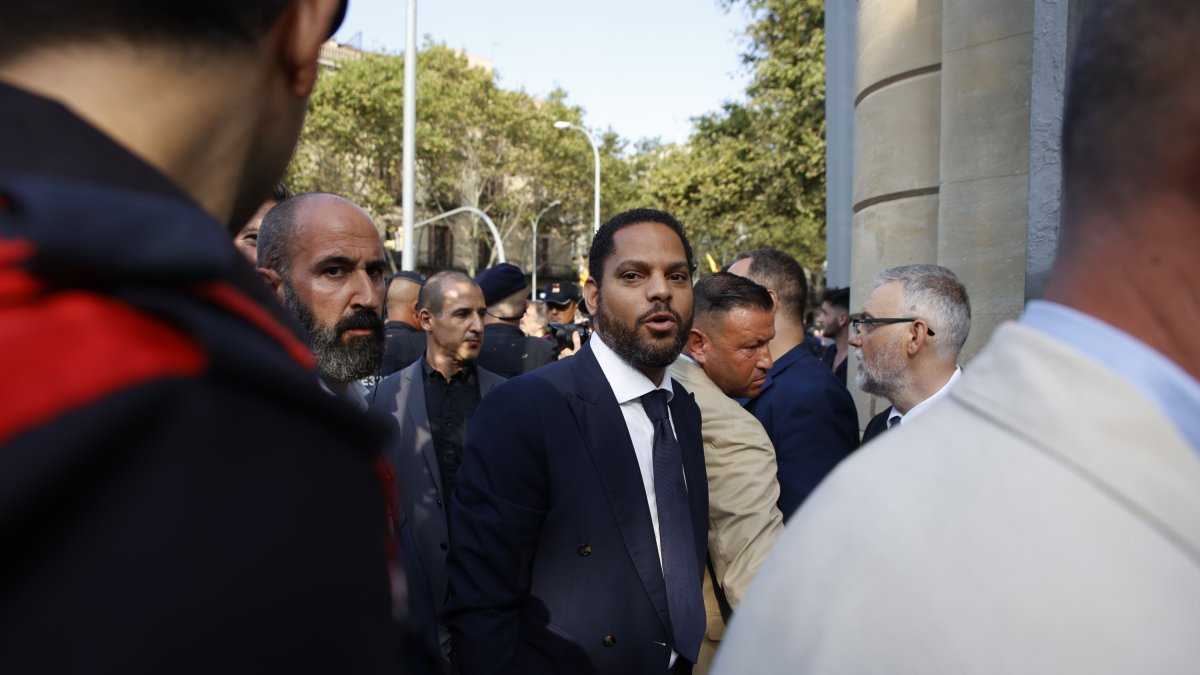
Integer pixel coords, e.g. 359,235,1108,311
590,333,682,667
888,366,962,427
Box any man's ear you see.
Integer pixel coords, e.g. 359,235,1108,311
907,320,930,356
259,268,285,302
275,0,341,99
418,307,434,332
583,278,600,316
838,310,850,329
686,328,710,364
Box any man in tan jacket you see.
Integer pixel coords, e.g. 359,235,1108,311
669,272,785,673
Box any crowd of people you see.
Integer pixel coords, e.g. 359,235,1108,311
1,0,1198,674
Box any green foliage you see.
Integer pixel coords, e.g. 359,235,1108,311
634,0,827,271
288,2,828,274
289,44,606,272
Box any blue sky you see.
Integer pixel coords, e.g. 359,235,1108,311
334,0,754,145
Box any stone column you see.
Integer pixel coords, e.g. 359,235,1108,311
937,0,1034,361
850,0,944,425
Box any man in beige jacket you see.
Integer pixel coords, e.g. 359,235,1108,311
669,272,785,673
715,1,1200,673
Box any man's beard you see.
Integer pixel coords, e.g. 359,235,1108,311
594,296,690,370
284,283,384,383
854,335,911,402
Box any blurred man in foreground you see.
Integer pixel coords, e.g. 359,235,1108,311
716,1,1200,672
0,1,399,672
669,272,784,673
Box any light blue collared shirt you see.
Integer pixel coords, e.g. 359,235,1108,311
1021,300,1200,453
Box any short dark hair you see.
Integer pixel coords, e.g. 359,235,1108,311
0,2,308,63
1062,0,1200,228
693,273,774,326
734,249,808,323
823,287,850,312
271,182,294,203
418,270,476,316
587,208,695,287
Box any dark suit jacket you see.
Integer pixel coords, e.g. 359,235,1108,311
746,343,859,521
861,407,894,445
477,322,555,379
368,358,505,667
444,342,708,675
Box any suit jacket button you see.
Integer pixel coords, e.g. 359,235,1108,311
578,544,592,557
440,542,448,551
602,635,616,647
436,498,443,506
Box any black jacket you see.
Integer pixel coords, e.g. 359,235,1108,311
476,322,555,379
0,83,397,673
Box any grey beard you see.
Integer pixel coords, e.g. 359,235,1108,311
854,345,910,403
284,283,384,384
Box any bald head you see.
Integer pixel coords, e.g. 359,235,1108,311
386,275,423,325
258,193,376,277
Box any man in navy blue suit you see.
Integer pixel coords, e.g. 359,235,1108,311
728,249,859,521
445,209,708,674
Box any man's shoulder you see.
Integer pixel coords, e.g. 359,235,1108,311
0,289,208,444
764,346,848,399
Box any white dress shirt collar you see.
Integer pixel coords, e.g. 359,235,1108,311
889,366,962,426
591,331,675,404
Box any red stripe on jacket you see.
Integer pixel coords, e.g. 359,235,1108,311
0,237,207,443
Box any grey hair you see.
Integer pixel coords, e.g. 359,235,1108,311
873,264,971,359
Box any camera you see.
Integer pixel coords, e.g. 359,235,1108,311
547,321,592,352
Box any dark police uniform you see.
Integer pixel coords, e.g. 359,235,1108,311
477,322,555,378
0,82,398,673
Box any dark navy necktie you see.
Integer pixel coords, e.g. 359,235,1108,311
889,415,902,429
640,389,704,663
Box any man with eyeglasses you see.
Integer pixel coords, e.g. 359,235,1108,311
850,265,971,445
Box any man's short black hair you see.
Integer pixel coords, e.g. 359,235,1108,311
0,1,347,63
823,287,850,312
734,249,808,324
693,273,774,326
418,270,476,316
1062,0,1200,226
587,208,696,287
272,182,294,203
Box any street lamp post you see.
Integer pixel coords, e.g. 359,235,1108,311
554,121,600,233
530,200,561,301
412,206,507,264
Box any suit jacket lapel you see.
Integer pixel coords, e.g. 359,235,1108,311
566,344,672,635
399,362,442,497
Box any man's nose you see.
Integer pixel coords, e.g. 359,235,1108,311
351,271,382,312
757,346,774,372
646,272,671,302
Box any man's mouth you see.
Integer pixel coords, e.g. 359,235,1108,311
642,312,677,332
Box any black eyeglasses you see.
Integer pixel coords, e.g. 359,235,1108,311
851,316,935,336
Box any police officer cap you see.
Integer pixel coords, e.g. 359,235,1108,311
543,281,579,306
476,263,528,306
